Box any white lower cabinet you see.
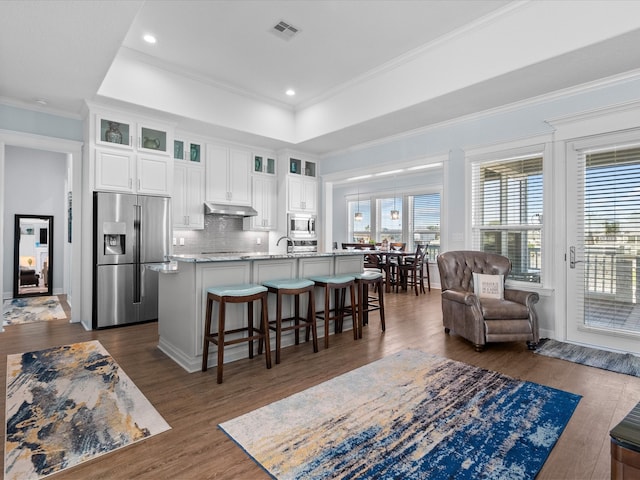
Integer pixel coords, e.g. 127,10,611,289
173,162,205,229
244,175,276,231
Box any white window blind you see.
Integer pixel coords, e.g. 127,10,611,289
409,193,441,260
578,146,640,332
472,155,543,283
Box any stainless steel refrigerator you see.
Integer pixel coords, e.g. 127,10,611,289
93,192,171,328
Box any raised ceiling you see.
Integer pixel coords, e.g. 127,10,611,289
2,1,640,154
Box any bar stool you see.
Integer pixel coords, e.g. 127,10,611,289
308,274,357,348
346,270,386,337
261,278,318,364
202,284,271,384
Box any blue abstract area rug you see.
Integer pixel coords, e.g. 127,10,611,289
219,349,581,480
2,296,66,327
535,338,640,377
4,340,171,480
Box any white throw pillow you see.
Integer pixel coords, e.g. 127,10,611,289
473,273,504,300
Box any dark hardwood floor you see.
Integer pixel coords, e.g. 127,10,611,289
2,290,634,479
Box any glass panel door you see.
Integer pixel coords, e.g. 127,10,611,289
567,142,640,353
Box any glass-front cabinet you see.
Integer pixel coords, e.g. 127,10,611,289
95,114,172,156
174,136,204,163
289,157,316,177
254,154,276,175
138,124,169,155
92,111,174,196
96,115,133,149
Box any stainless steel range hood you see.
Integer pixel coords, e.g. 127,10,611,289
204,202,258,217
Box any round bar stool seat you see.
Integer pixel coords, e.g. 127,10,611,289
261,278,318,364
202,283,271,384
349,270,386,337
308,274,357,349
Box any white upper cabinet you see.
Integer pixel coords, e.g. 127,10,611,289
94,148,136,193
287,175,317,212
92,110,174,196
205,144,251,205
137,154,174,195
94,149,173,196
244,175,277,231
173,136,204,163
173,162,205,229
96,115,133,149
253,153,276,175
138,122,171,155
286,157,317,212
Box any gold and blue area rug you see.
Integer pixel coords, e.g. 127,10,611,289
2,296,66,327
220,349,581,480
4,340,171,480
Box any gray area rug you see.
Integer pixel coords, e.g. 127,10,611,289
535,338,640,377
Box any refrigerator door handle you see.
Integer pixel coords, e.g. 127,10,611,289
134,204,141,303
137,265,145,305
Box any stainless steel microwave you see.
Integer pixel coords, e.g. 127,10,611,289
288,213,317,239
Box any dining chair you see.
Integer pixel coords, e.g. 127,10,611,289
397,244,427,295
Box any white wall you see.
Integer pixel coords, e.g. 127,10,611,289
3,146,67,298
322,74,640,341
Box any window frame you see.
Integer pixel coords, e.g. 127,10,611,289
346,187,441,256
466,136,552,288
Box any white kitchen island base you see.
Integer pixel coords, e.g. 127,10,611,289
158,252,364,373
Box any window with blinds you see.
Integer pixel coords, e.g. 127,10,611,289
409,193,441,260
579,146,640,331
472,155,543,283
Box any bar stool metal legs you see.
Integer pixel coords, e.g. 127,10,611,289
202,284,271,384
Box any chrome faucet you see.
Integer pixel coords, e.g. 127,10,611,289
277,235,294,253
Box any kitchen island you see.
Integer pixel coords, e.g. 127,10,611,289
157,251,365,372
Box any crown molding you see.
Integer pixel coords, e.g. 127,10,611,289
323,68,640,158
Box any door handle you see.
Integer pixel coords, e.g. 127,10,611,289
569,246,583,269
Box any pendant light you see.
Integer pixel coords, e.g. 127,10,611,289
390,178,399,220
354,189,363,222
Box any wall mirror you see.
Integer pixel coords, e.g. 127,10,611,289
13,214,53,298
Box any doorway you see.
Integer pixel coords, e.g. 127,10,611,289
0,133,83,324
566,132,640,353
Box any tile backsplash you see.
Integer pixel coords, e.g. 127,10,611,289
172,215,268,254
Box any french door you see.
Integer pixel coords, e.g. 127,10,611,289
566,135,640,353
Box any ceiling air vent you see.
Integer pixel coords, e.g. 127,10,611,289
271,20,300,41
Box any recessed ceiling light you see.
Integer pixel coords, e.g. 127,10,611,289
34,98,48,106
143,34,157,44
285,89,296,96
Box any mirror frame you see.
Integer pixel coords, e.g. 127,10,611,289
13,214,53,298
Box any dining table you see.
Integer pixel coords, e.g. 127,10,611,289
361,249,416,293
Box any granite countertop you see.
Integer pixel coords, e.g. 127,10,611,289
169,250,367,263
147,262,180,273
